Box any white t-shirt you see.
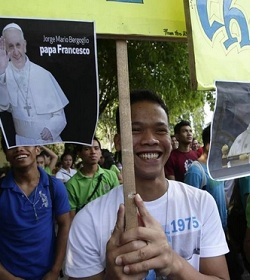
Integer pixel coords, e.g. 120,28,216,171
55,168,77,183
65,180,229,278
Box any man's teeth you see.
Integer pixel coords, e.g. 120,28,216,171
16,155,27,159
139,153,159,159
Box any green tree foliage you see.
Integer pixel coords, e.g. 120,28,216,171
97,39,214,147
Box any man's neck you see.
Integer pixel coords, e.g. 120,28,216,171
81,164,99,177
13,166,40,194
177,143,191,152
135,175,168,202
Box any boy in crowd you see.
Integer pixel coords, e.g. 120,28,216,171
65,136,119,220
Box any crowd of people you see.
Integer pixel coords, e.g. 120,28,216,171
0,89,250,280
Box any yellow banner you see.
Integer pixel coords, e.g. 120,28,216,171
1,0,186,40
185,0,250,90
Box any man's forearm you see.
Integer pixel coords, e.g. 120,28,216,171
52,223,70,274
0,262,20,280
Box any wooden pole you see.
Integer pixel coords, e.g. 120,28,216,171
116,40,138,230
183,0,198,90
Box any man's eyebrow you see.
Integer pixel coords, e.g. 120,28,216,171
132,121,167,125
131,121,142,126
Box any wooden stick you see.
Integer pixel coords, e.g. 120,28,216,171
116,40,138,230
183,0,198,90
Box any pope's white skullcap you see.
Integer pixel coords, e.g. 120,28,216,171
2,23,22,34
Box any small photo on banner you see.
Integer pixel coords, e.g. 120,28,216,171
208,81,250,181
0,18,99,148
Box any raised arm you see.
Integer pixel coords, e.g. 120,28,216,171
0,36,9,76
0,36,10,110
44,212,71,279
40,146,58,174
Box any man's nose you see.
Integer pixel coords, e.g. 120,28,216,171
141,131,159,145
90,147,98,153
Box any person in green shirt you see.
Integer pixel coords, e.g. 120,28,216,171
66,136,120,219
100,148,123,184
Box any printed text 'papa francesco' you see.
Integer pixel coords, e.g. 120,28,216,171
39,44,91,56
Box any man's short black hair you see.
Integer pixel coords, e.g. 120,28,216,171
75,136,101,153
60,151,74,162
174,120,191,134
40,150,50,158
202,123,211,147
116,89,169,133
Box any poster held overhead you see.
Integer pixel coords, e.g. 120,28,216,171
208,81,250,180
0,18,99,148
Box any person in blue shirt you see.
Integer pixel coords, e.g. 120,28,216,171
0,136,71,280
184,124,228,231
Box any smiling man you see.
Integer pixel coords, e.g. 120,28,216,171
0,138,71,280
65,90,230,280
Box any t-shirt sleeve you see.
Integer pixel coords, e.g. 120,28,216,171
110,164,120,176
55,171,63,180
200,193,229,257
184,165,202,189
107,169,119,187
65,205,104,277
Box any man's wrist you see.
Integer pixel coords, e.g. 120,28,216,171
50,266,61,276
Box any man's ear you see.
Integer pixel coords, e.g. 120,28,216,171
35,146,41,155
114,133,121,152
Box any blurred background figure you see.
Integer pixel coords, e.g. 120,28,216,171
165,120,198,182
100,149,123,184
36,153,45,169
56,151,77,183
191,137,203,157
170,134,179,150
38,146,58,175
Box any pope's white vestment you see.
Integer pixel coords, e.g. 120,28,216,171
0,56,69,145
